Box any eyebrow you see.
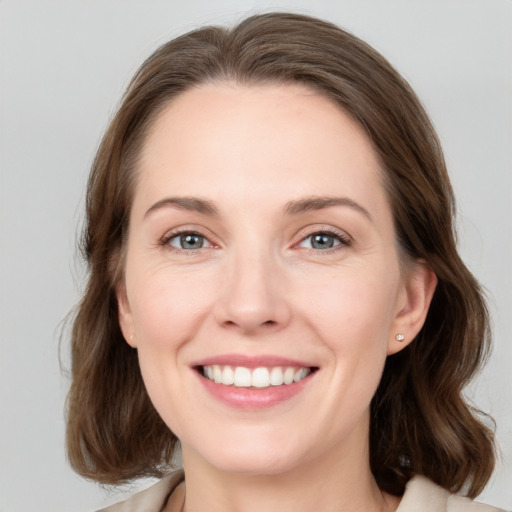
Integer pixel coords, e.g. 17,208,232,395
144,195,372,221
284,196,372,221
144,196,218,218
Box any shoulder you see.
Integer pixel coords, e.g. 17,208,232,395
97,470,184,512
95,471,507,512
397,475,506,512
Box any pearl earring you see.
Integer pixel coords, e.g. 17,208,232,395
395,333,405,342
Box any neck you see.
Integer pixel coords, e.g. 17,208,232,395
175,428,399,512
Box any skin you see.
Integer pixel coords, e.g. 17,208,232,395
117,82,436,512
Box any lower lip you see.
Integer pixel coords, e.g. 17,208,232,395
197,372,313,410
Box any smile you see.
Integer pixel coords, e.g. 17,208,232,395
201,365,312,388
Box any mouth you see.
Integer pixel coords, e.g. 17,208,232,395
196,364,317,388
192,355,319,409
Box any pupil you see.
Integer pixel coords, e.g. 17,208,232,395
181,234,203,249
312,233,334,249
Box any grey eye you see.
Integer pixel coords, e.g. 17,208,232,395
300,233,342,250
169,233,210,250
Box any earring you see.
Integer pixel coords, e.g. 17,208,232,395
395,333,405,342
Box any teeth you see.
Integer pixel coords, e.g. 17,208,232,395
221,366,234,385
202,365,311,388
294,368,309,382
283,367,295,385
252,367,270,388
233,367,252,387
213,365,222,384
270,367,284,386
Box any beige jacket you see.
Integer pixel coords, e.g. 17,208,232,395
98,470,506,512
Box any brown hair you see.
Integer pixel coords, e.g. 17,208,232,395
66,12,495,496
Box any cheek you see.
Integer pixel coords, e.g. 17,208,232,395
298,265,400,342
299,265,399,394
125,266,219,418
128,265,214,346
126,271,206,430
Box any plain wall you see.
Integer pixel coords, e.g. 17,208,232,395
1,1,511,510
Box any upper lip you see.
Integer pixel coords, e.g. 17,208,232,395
191,354,316,369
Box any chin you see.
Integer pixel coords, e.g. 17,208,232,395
181,427,308,476
208,449,303,476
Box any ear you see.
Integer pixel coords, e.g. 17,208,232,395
116,281,137,348
387,261,437,355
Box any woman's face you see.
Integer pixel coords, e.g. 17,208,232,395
118,82,432,476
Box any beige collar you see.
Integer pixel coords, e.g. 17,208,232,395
97,471,503,512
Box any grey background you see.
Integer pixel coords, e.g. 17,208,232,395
1,1,511,511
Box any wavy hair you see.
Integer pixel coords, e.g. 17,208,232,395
66,12,494,496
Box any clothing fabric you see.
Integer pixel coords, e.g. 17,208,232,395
97,470,505,512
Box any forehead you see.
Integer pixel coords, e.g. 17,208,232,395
134,81,388,218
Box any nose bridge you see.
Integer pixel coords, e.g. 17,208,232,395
215,237,290,334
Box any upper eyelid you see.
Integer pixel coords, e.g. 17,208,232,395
159,225,352,248
294,225,352,243
161,225,218,244
167,232,213,251
302,230,349,242
165,230,208,242
296,232,351,250
161,231,217,254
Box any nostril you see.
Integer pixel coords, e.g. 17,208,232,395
222,319,277,329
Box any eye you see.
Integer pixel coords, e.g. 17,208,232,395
298,231,349,251
167,232,212,250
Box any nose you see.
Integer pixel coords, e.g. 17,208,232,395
214,249,292,336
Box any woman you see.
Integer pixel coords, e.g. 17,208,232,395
66,12,504,512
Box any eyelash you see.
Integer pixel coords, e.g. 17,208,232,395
297,228,352,255
160,228,352,255
160,230,213,253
